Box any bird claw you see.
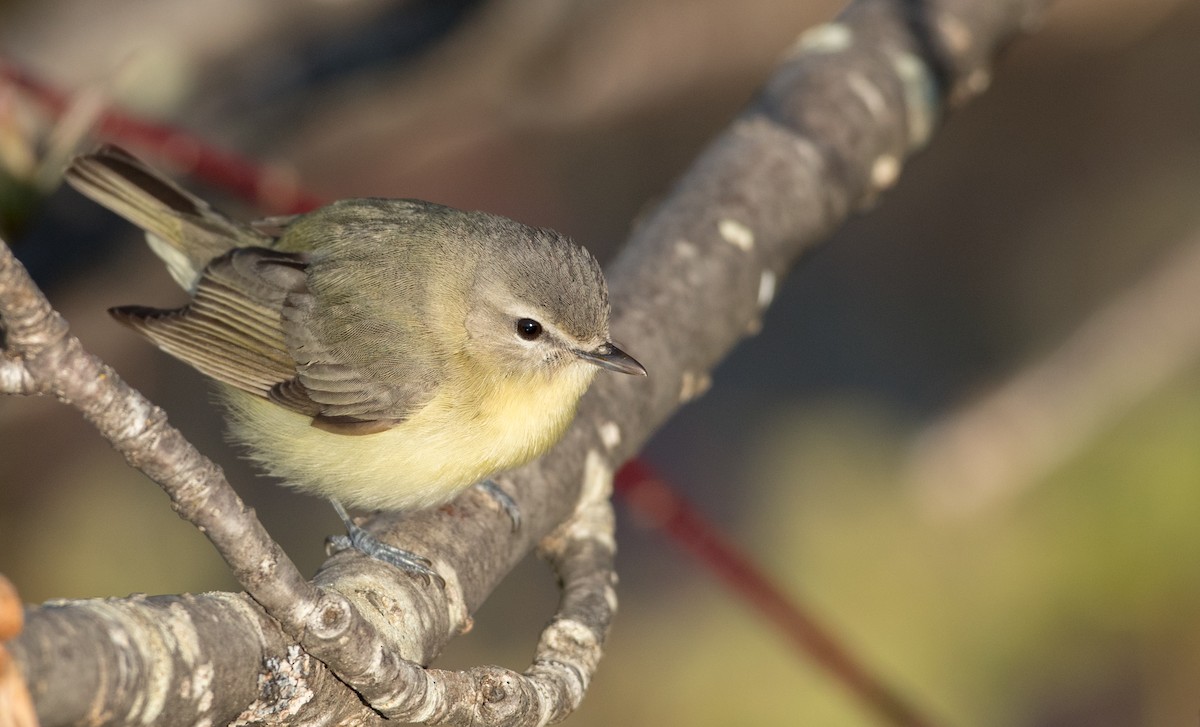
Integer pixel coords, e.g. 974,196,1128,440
328,501,445,588
477,479,521,532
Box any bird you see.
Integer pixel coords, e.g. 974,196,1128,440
65,144,645,581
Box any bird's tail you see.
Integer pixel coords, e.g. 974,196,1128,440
65,144,268,289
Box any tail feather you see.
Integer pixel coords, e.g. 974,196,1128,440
65,144,269,288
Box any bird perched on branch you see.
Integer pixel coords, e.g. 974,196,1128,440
66,145,645,581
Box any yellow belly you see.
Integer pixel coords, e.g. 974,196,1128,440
220,362,597,511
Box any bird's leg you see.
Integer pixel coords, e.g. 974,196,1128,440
477,479,521,532
326,500,445,587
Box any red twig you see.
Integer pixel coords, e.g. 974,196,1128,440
616,460,943,727
0,59,323,215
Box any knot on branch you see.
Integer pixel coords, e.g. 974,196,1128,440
306,591,354,641
472,667,538,726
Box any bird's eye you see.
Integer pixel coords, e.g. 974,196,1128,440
516,318,543,341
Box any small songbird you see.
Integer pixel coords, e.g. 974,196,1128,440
65,145,645,579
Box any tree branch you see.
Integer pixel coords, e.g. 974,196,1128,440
0,356,34,395
7,0,1050,724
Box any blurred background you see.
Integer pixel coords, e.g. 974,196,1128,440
3,0,1200,725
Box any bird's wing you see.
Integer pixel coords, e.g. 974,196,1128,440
111,247,305,396
277,280,435,435
114,247,434,435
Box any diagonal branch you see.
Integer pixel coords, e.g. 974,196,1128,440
7,0,1050,724
0,229,414,714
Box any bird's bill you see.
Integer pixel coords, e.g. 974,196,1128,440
574,342,647,376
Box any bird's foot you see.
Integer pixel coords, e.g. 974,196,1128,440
477,479,521,532
328,501,445,587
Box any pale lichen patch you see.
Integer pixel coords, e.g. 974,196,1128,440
598,421,621,451
936,13,973,55
166,601,201,668
543,617,599,652
891,51,938,148
256,554,276,580
964,68,992,96
230,645,314,726
718,219,754,252
758,270,777,309
846,72,886,120
679,371,713,403
787,22,852,57
674,239,698,259
189,662,214,713
603,583,619,613
871,154,901,190
580,449,613,508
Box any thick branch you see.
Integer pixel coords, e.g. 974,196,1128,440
9,0,1049,724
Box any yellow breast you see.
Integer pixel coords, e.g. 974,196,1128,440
220,360,597,511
